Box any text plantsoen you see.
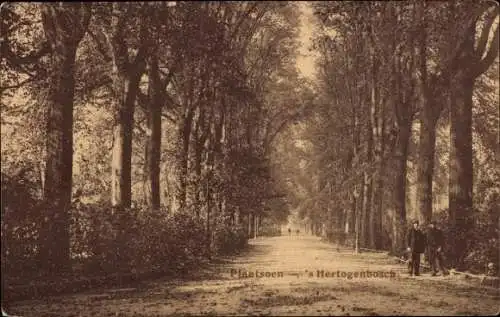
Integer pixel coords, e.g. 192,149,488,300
230,269,284,279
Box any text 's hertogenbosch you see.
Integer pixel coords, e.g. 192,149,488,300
313,270,396,279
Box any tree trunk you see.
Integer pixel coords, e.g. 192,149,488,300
109,5,148,210
337,207,345,244
40,49,76,273
414,0,445,226
448,73,474,268
254,214,258,239
39,4,90,274
390,16,414,253
206,179,211,256
361,120,373,248
370,108,386,250
370,161,384,249
392,123,411,254
359,174,369,247
194,139,202,218
248,213,252,237
177,107,195,210
144,52,162,211
416,105,438,225
368,51,383,250
354,182,363,252
447,9,499,268
111,71,142,209
205,124,217,255
235,206,240,225
350,80,361,249
193,105,206,219
347,193,356,234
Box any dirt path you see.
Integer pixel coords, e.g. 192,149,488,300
6,235,499,316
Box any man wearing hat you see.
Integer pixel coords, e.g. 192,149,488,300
406,220,427,276
426,221,448,276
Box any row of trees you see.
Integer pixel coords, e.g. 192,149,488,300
296,1,498,270
1,2,306,276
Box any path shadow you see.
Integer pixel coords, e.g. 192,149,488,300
143,241,276,285
4,240,275,306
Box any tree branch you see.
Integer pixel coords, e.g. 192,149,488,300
474,23,499,78
229,2,260,40
1,40,50,69
161,111,177,124
130,16,151,75
87,29,112,62
0,76,34,94
159,58,180,92
163,91,183,111
136,90,149,112
107,3,133,71
474,6,499,59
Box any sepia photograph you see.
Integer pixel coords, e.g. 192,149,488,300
1,1,499,316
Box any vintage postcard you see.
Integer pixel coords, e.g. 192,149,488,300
1,1,498,316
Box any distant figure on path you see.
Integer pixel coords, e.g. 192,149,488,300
406,220,427,276
426,221,449,276
288,228,291,236
296,229,300,235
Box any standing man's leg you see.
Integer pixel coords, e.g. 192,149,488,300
428,248,437,276
411,252,418,276
413,252,421,276
437,250,448,275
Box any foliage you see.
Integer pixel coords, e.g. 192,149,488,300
258,226,282,237
2,195,209,280
300,0,499,273
1,1,306,284
1,171,43,274
212,216,248,256
433,204,499,275
71,203,207,274
3,0,496,294
325,228,347,246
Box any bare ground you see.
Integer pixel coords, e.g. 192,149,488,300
5,235,499,316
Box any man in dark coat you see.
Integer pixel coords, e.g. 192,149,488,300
406,220,426,276
426,221,449,276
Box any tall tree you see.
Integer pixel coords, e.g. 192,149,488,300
39,2,91,273
448,4,498,268
144,47,162,210
415,1,497,226
390,3,418,254
103,3,150,209
141,3,178,211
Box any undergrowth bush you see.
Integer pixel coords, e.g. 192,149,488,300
1,170,248,287
325,228,347,245
212,217,248,255
1,171,42,276
71,202,207,275
258,226,282,237
434,202,499,275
